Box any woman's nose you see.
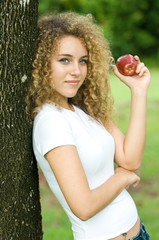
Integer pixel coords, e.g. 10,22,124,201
70,62,80,76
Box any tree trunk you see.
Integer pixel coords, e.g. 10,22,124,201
0,0,43,239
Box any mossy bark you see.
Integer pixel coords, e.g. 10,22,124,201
0,0,43,239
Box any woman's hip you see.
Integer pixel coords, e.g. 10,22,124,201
110,217,150,240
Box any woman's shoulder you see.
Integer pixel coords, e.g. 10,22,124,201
37,103,62,116
33,103,64,126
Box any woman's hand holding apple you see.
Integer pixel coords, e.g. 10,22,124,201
114,54,151,94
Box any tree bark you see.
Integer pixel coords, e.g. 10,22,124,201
0,0,43,239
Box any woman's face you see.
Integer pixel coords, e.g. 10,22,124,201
50,35,88,105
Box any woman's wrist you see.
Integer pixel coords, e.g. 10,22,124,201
115,170,129,188
130,86,148,98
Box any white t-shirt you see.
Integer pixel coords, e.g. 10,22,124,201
33,104,138,240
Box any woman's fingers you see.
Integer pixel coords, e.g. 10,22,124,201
134,55,140,63
136,62,145,76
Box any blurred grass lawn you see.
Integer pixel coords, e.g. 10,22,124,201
40,67,159,239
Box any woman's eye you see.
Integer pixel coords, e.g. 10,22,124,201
59,58,69,63
80,59,88,64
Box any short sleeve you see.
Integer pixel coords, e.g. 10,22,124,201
33,112,76,156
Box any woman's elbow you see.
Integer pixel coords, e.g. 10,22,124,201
77,213,91,221
72,205,94,221
123,161,141,171
132,163,141,171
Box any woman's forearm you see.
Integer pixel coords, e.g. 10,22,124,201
81,169,139,220
123,89,147,169
86,173,127,219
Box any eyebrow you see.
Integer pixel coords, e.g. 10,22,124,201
58,54,88,58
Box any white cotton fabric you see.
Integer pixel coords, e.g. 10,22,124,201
33,104,138,240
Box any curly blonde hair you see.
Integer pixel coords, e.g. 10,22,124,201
26,11,115,124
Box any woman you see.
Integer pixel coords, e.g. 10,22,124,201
26,12,150,240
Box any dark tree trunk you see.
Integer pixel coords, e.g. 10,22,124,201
0,0,43,239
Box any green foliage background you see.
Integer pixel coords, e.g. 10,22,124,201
39,0,159,60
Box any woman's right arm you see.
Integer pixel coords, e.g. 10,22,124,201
45,145,140,221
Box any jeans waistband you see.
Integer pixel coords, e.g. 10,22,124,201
129,219,150,240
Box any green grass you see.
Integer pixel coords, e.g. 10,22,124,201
40,179,73,239
40,67,159,239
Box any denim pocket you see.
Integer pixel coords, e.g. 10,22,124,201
140,221,150,239
129,219,150,240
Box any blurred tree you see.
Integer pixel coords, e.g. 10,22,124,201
0,0,43,239
39,0,83,15
39,0,159,60
103,0,159,59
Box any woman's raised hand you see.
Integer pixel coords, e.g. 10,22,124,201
114,56,151,93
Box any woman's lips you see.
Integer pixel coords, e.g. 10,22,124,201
65,81,80,86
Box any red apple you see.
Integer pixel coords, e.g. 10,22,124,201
116,54,137,76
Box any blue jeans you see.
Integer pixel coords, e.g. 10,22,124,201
128,219,150,240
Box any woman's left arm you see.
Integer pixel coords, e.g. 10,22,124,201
107,56,151,171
